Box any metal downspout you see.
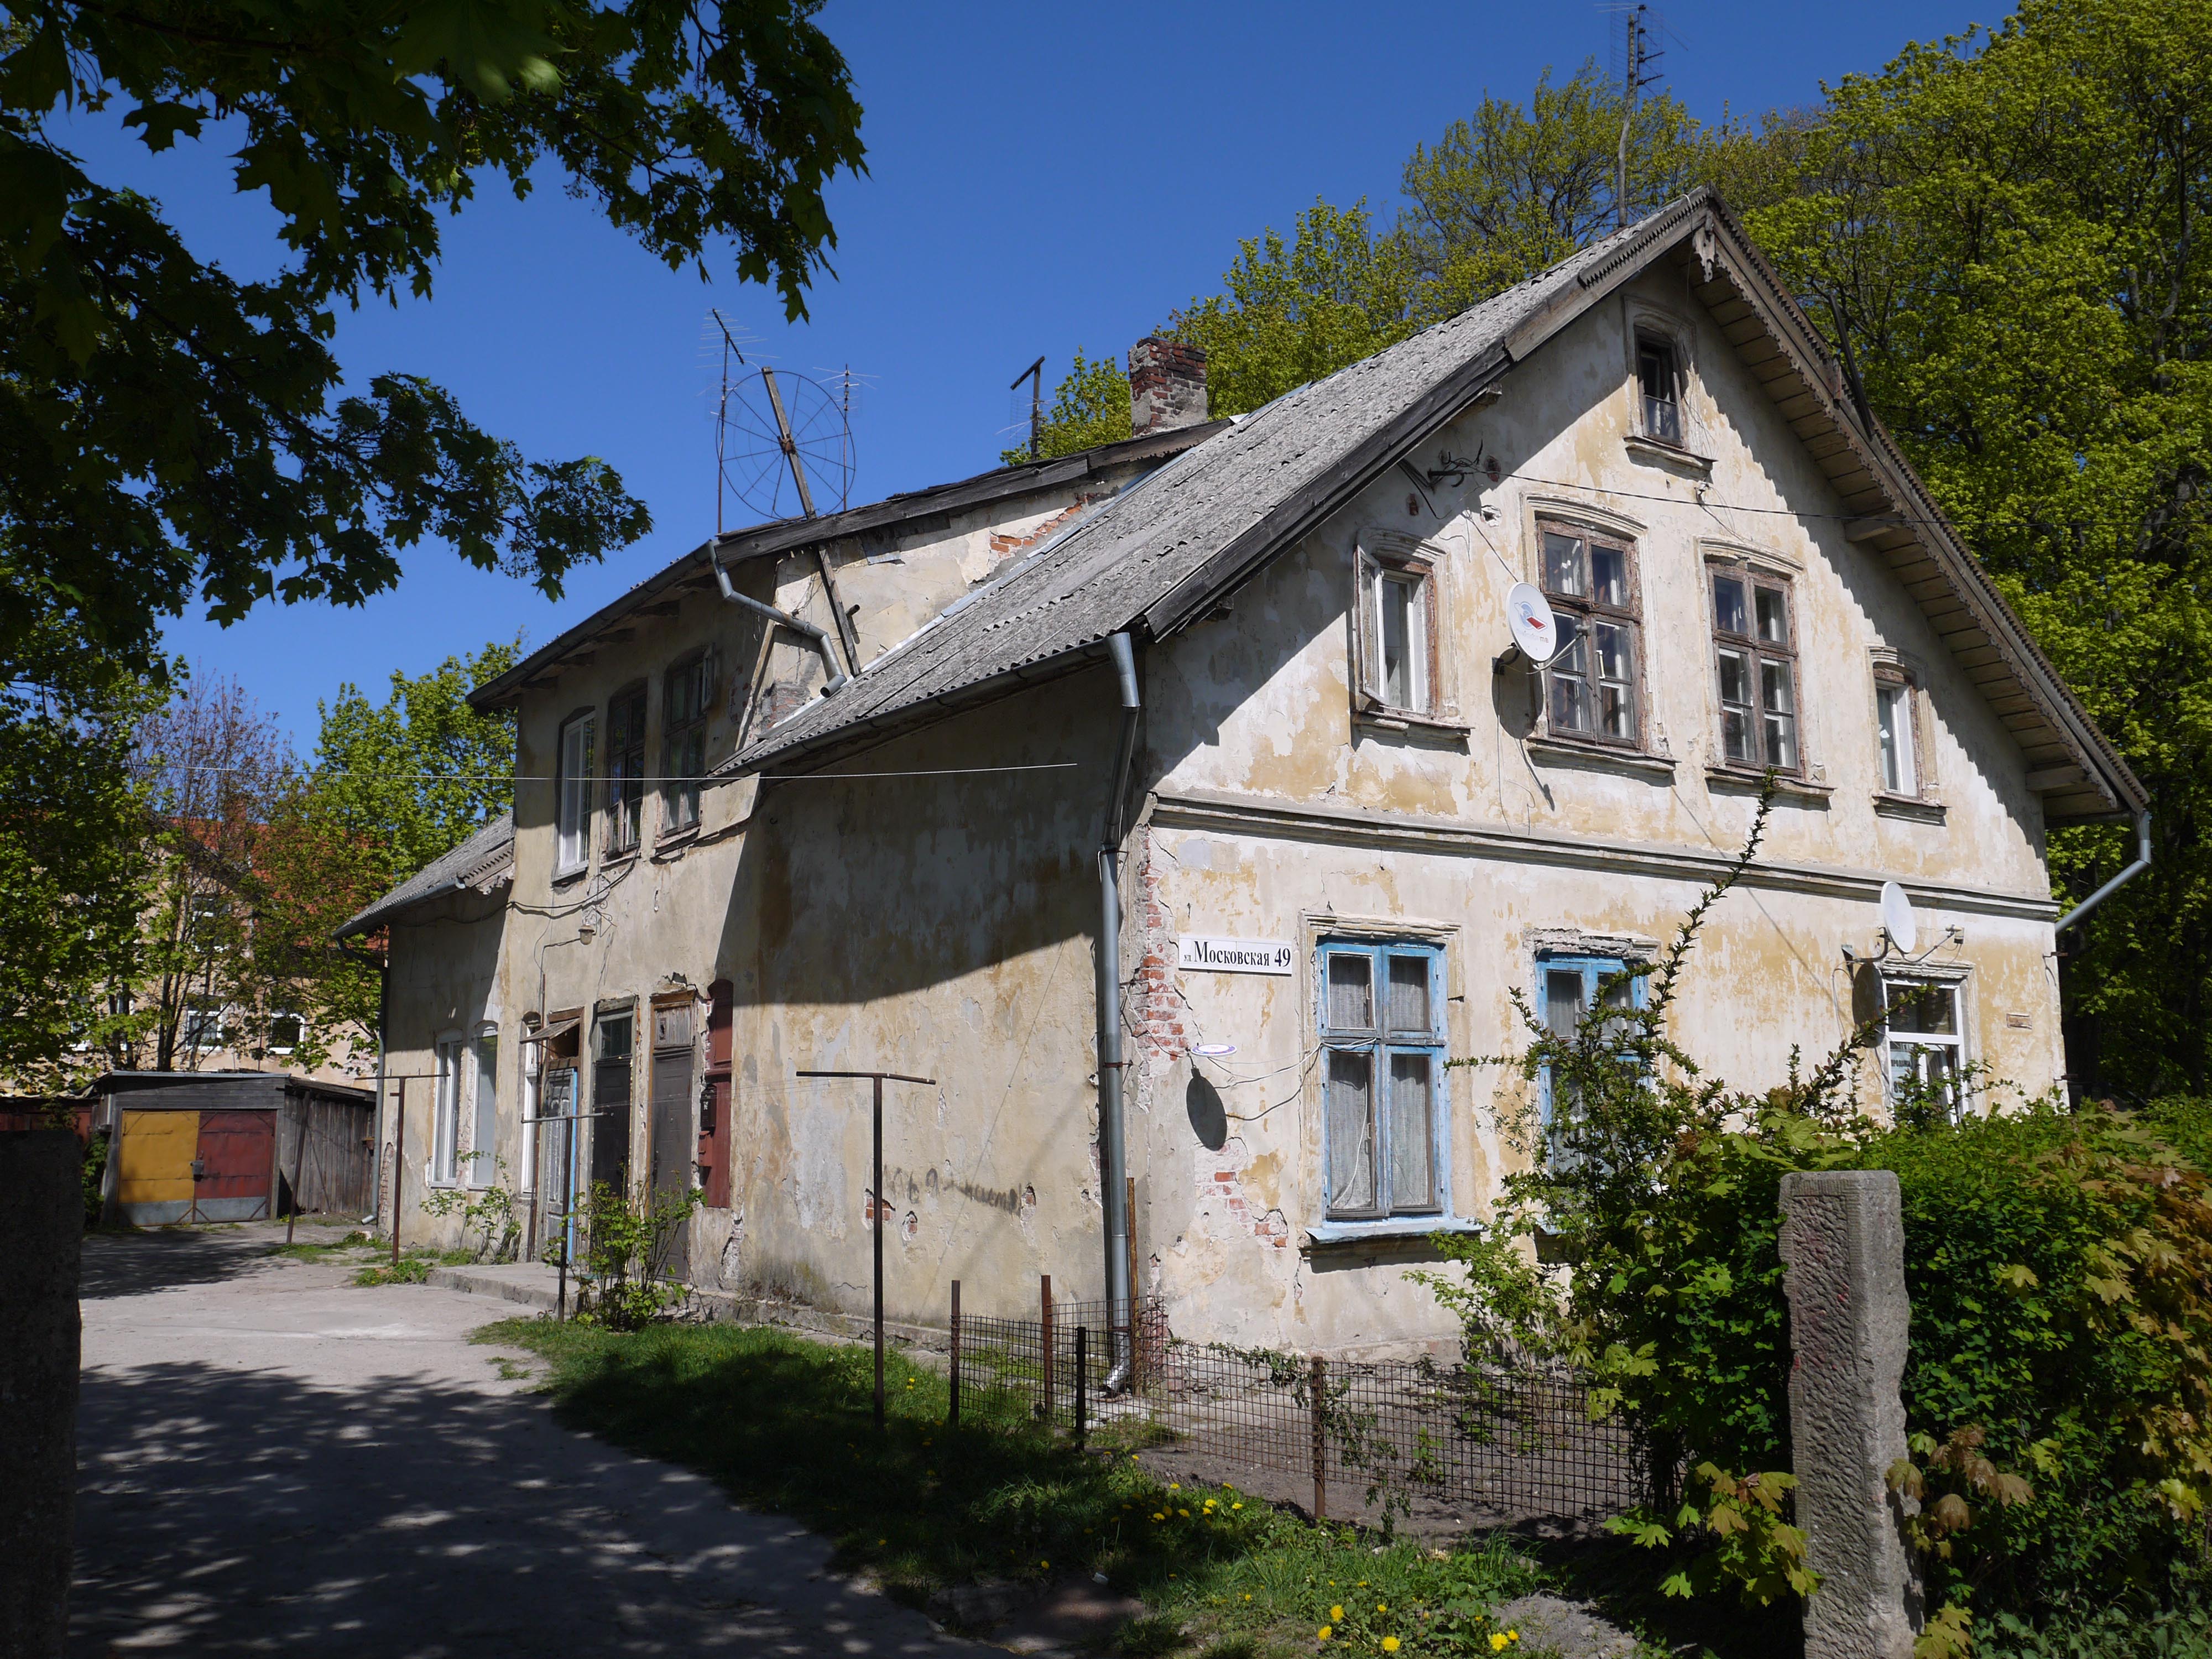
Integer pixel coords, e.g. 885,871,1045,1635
1098,633,1141,1391
708,546,848,697
2055,808,2153,937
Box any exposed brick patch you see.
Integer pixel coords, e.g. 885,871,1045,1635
1130,824,1184,1076
1197,1147,1291,1250
988,495,1097,561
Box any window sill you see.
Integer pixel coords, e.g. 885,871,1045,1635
552,864,589,888
1625,434,1715,477
1354,703,1470,740
600,848,640,874
1705,765,1833,803
1305,1217,1477,1250
1874,792,1947,824
653,824,702,858
1526,735,1676,781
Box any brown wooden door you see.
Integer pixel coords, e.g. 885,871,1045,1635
195,1110,274,1219
649,1001,696,1283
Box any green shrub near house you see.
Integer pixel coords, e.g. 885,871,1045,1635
1423,798,2212,1648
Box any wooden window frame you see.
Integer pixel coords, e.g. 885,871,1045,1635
1636,333,1683,447
1537,519,1646,751
1535,951,1646,1163
603,683,649,858
1352,539,1445,722
555,710,596,879
1317,938,1447,1223
660,651,714,839
1872,658,1929,801
1707,560,1803,778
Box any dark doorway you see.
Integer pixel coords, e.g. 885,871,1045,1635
649,1002,696,1282
591,1012,634,1196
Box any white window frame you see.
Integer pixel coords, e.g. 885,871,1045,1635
556,712,596,878
1708,561,1802,776
433,1035,465,1187
468,1026,499,1189
267,1010,303,1056
519,1033,541,1198
1881,972,1969,1119
184,998,226,1053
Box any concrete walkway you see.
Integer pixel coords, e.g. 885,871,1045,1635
71,1223,982,1657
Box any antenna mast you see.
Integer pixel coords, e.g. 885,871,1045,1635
1615,5,1663,231
1011,356,1045,462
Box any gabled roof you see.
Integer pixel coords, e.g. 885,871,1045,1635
468,421,1226,710
727,189,2142,826
334,812,515,941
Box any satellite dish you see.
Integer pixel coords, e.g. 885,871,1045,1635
1506,582,1563,664
1879,880,1918,954
1193,1044,1235,1057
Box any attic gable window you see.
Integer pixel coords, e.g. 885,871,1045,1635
1354,541,1438,718
1710,565,1799,774
1875,664,1923,796
605,685,648,857
555,713,595,878
1637,336,1682,446
1540,523,1642,747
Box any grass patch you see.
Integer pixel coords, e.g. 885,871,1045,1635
484,1317,1543,1655
271,1230,379,1264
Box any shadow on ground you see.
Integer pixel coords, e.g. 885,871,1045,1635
72,1356,952,1657
77,1226,302,1300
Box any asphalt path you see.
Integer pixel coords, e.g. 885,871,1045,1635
70,1223,975,1657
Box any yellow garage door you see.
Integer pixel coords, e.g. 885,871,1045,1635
118,1109,198,1205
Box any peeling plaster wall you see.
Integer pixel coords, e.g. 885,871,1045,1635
1129,255,2067,1354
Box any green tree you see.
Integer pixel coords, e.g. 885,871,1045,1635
0,606,159,1087
0,0,865,679
1001,348,1131,466
254,638,521,1057
1396,60,1704,319
1731,0,2212,1094
1168,197,1420,418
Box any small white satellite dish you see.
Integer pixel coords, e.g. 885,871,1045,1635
1193,1044,1235,1057
1506,582,1562,665
1879,880,1918,954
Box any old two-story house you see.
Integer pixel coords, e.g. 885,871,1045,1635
346,191,2142,1358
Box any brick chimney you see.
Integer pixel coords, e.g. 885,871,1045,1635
1129,337,1208,433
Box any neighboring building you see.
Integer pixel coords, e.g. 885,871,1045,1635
347,192,2142,1358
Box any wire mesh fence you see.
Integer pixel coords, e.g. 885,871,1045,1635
946,1280,1644,1527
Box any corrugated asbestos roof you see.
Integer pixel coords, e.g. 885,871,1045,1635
727,208,1667,775
726,190,2142,823
335,812,515,940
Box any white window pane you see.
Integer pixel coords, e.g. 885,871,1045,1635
1718,649,1753,762
1543,531,1585,597
1550,633,1592,733
1379,575,1412,706
1761,660,1797,769
1386,955,1430,1034
1594,622,1636,739
1887,983,1958,1035
1327,953,1373,1030
472,1036,499,1185
1326,1050,1377,1213
1713,574,1747,637
1878,685,1914,793
1544,969,1586,1037
1591,545,1629,608
1756,586,1789,645
1386,1053,1436,1211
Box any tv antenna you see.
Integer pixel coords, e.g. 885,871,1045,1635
711,309,855,531
1010,355,1045,463
1606,3,1668,229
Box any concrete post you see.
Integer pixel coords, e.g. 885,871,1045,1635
1,1130,84,1659
1778,1169,1920,1659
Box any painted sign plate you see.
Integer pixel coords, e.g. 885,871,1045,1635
1177,936,1294,975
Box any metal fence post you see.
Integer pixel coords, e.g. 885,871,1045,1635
1075,1324,1088,1448
1040,1274,1055,1424
1310,1353,1328,1521
949,1280,962,1430
1124,1174,1140,1391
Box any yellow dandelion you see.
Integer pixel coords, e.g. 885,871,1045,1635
1331,1606,1344,1623
1383,1641,1401,1655
1232,1502,1244,1510
1039,1559,1049,1568
1169,1483,1180,1490
1317,1627,1333,1644
1378,1604,1387,1614
1490,1639,1509,1654
1152,1512,1165,1521
1244,1594,1253,1602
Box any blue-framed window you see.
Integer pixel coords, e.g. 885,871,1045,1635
1537,954,1644,1152
1319,940,1447,1221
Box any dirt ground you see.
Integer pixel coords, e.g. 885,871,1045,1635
69,1221,986,1657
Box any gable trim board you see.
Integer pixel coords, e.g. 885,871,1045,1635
723,190,2141,828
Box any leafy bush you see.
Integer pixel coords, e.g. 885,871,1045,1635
82,1129,109,1227
1420,785,2212,1642
553,1180,700,1331
421,1155,521,1261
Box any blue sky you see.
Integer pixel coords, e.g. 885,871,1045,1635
92,0,1987,748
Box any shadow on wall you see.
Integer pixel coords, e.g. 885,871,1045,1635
69,1358,938,1658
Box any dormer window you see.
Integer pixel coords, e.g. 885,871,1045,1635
1637,336,1681,446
